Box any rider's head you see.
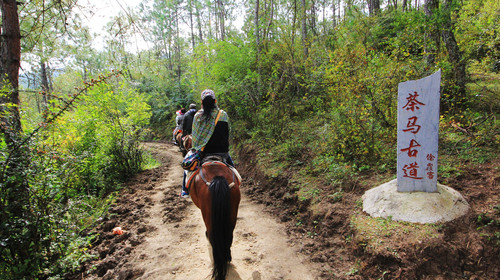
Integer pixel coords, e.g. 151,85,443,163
201,89,216,101
201,89,216,118
189,103,197,110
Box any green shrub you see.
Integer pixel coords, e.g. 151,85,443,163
0,75,152,278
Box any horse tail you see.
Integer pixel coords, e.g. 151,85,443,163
209,176,232,280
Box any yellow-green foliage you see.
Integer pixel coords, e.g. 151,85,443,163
2,75,152,278
456,0,500,70
45,79,152,195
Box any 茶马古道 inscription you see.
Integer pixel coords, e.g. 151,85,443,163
397,70,441,192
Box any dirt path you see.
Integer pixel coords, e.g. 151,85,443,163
116,142,321,280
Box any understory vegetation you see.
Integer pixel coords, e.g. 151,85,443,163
0,0,498,278
1,73,153,278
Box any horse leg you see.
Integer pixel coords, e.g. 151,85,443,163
206,231,214,265
190,176,214,266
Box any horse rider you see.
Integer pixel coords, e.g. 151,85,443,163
173,107,186,143
179,103,197,197
192,89,234,167
181,103,197,148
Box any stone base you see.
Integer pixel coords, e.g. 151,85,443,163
362,179,470,224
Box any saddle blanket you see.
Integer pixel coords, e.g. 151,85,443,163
186,161,241,190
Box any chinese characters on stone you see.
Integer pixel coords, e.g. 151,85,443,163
400,92,436,181
397,70,441,192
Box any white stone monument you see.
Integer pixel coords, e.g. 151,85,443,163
397,70,441,192
362,70,470,223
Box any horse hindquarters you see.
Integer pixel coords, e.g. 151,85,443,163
209,176,232,280
183,135,192,151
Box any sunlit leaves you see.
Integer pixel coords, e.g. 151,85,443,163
456,0,500,71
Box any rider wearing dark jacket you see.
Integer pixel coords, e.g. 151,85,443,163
182,104,197,137
179,104,197,198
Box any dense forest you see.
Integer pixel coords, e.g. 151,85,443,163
0,0,498,278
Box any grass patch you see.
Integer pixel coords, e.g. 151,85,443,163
297,185,321,201
142,150,161,170
351,213,443,257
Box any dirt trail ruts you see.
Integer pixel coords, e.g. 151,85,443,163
121,142,321,279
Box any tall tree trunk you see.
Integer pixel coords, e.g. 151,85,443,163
338,0,341,23
255,0,261,100
195,2,203,42
301,0,308,57
402,0,408,11
188,0,196,50
345,0,353,17
40,60,49,112
209,1,216,39
175,4,182,83
0,0,32,271
217,0,225,41
264,0,275,43
322,0,326,34
424,0,439,66
255,0,260,53
441,0,467,108
0,0,22,141
372,0,381,15
310,0,316,36
332,0,336,27
392,0,398,10
167,39,173,71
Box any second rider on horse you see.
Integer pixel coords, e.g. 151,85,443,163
182,103,197,139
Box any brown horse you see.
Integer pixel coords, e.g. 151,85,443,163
183,135,192,151
175,132,186,155
175,131,182,146
187,160,241,280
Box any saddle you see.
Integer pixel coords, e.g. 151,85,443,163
186,160,241,191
